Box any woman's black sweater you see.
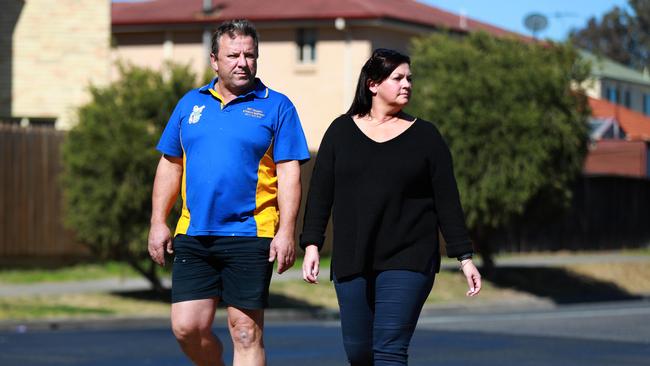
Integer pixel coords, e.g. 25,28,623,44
300,115,473,279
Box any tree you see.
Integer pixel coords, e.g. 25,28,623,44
408,33,591,272
61,63,197,292
569,2,649,70
629,0,650,66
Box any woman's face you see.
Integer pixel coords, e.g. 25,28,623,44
370,63,412,108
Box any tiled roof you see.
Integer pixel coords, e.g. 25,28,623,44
111,0,523,38
589,97,650,141
583,139,647,178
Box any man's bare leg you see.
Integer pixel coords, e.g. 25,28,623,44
227,307,265,366
171,298,224,366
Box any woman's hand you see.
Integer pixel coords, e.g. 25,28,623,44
460,259,481,296
302,245,320,284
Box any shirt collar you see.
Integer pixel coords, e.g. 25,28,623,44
199,78,269,99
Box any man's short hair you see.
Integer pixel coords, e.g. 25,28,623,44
211,19,259,57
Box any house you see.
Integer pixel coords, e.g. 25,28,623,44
580,51,650,179
111,0,522,149
580,50,650,117
1,0,524,140
584,97,650,178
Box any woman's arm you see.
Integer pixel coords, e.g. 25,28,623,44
429,130,481,296
300,124,337,283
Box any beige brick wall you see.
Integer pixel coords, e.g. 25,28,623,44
10,0,111,129
0,0,25,117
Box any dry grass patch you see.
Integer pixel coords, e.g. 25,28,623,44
568,262,650,295
269,280,339,310
0,293,169,321
425,269,540,306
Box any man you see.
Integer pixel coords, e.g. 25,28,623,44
148,19,309,366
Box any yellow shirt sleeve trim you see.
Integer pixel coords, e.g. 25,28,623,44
254,142,279,238
174,154,190,236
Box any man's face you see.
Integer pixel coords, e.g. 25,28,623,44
210,34,258,95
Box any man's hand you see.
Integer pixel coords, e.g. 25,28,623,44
268,231,296,274
148,222,173,266
302,245,320,284
148,155,182,266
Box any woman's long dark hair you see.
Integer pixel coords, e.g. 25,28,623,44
346,48,411,117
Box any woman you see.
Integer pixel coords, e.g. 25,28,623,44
300,48,481,366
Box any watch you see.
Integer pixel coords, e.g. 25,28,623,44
457,253,473,261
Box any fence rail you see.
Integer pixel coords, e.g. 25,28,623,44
0,123,86,261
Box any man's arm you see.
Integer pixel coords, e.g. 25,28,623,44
148,155,183,266
269,160,301,274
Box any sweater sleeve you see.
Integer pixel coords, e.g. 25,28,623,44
429,131,474,258
299,122,337,251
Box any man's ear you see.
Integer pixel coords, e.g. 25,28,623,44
209,53,219,72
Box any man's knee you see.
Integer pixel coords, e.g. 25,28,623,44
229,315,262,350
172,317,212,344
171,299,217,344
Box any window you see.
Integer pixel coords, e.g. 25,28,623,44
624,90,631,108
296,28,317,63
605,87,619,103
644,93,650,116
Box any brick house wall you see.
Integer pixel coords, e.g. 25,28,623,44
4,0,111,129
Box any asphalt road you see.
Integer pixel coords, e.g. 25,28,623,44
1,300,648,366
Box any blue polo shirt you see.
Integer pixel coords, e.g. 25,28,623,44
157,78,310,238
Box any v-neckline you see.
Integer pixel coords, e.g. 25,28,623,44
349,115,418,144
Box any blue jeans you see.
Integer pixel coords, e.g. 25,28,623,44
334,270,435,366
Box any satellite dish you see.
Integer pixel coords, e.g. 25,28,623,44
524,12,548,39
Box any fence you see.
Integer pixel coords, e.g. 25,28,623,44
496,176,650,252
0,123,86,262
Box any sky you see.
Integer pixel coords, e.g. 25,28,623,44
423,0,630,41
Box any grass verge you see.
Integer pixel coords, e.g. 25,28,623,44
1,252,648,321
0,293,170,320
0,261,173,284
0,262,139,284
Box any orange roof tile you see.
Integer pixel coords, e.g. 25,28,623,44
589,97,650,141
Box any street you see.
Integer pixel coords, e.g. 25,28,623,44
1,300,648,366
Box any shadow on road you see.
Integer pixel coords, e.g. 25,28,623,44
485,266,643,304
109,289,323,311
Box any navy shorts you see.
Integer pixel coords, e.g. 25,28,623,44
171,234,273,309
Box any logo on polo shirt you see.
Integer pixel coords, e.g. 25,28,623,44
243,107,265,119
189,105,206,124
